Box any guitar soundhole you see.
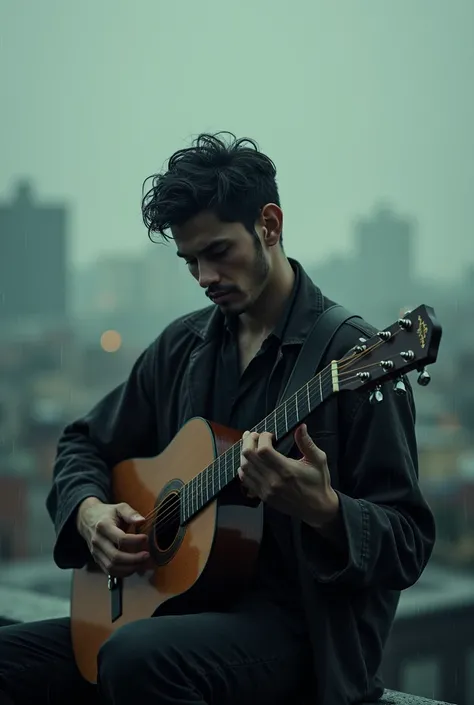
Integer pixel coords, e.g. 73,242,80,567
154,490,181,552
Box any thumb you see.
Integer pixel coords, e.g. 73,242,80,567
116,502,145,524
295,424,321,461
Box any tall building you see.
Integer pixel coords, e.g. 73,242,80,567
0,180,68,325
354,203,415,303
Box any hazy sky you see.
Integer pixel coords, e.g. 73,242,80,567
1,0,473,280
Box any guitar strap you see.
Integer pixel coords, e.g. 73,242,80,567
275,304,361,457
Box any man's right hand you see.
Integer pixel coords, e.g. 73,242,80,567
76,498,150,577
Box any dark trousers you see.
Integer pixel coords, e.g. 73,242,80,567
0,597,310,705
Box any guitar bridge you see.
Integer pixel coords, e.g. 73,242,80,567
107,575,123,622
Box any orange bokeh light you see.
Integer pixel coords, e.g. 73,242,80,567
100,330,122,353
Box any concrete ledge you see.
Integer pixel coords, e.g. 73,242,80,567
379,693,454,705
0,586,455,705
0,585,69,625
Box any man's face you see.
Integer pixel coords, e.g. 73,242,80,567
172,211,270,315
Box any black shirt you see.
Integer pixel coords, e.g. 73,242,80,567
209,265,305,623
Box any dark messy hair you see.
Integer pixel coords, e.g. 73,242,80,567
141,132,281,244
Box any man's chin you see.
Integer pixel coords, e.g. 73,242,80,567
215,298,247,316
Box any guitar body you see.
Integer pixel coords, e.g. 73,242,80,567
71,417,264,684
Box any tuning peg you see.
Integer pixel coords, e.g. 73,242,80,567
393,378,407,395
369,385,384,404
351,337,368,354
417,368,431,386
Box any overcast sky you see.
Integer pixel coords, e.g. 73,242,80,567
1,0,473,281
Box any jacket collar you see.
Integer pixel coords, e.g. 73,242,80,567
182,258,324,346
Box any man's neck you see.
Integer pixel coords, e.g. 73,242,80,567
238,258,295,339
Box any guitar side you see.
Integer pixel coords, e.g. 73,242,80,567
70,417,263,684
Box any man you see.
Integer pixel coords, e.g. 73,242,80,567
0,132,436,705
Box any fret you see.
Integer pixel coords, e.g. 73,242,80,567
284,401,288,433
221,452,227,486
214,456,220,493
228,448,232,484
182,485,187,523
232,443,240,482
287,396,293,429
271,410,277,436
223,449,228,485
276,406,286,440
293,390,299,426
189,476,194,517
319,372,323,402
272,408,279,439
202,469,208,506
306,383,311,414
293,393,299,425
224,451,229,485
222,451,228,486
186,478,190,519
217,456,222,491
233,445,239,482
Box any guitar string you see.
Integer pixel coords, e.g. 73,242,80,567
142,334,409,536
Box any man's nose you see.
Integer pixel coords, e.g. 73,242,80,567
198,263,220,288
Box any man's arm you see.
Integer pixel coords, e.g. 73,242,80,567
300,381,436,589
45,341,160,570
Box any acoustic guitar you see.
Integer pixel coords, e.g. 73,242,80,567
71,305,442,683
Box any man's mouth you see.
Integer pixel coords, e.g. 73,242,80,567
208,290,237,303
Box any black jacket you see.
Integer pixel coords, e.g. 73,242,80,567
46,260,436,705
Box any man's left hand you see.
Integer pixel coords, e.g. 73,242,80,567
238,423,339,528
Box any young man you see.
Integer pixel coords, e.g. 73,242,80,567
0,133,436,705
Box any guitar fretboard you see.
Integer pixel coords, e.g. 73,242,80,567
180,363,336,523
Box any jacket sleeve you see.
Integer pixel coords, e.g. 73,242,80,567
45,341,160,569
300,381,436,589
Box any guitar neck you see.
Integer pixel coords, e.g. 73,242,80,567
181,361,338,523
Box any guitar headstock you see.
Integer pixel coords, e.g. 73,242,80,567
336,305,442,399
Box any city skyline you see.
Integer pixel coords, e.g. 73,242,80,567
2,178,472,290
1,1,474,280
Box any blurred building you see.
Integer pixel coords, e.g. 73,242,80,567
310,202,417,327
354,203,414,309
0,180,68,330
0,180,74,561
